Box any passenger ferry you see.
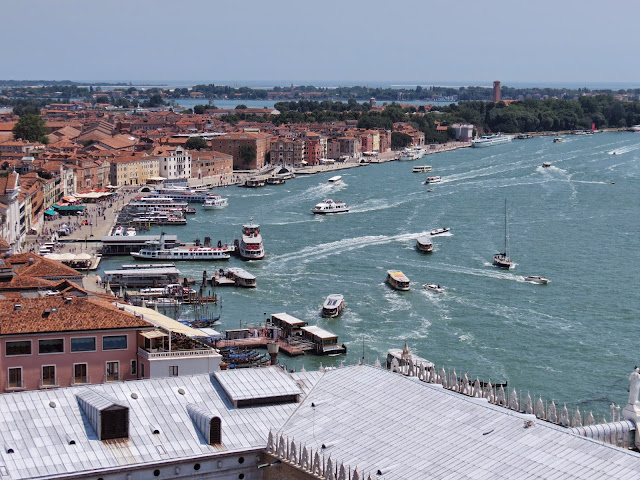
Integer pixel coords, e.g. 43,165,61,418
311,199,349,214
412,165,433,173
416,235,433,253
237,218,265,260
226,267,257,287
471,134,513,148
300,325,347,355
424,176,442,185
130,234,233,261
203,196,229,210
386,270,410,291
322,294,345,318
150,186,218,203
130,196,188,210
328,175,342,183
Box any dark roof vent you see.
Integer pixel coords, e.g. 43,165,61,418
13,304,21,311
76,390,129,441
64,297,73,304
28,258,35,265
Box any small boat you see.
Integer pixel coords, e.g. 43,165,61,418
424,176,442,185
328,175,342,183
203,196,229,210
553,137,564,143
322,294,345,318
114,226,124,236
184,206,197,214
416,235,433,253
126,227,137,236
430,227,450,236
386,270,410,291
542,162,552,168
493,199,514,269
423,284,444,293
413,165,433,173
311,199,349,214
524,276,549,284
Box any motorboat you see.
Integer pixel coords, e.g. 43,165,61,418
398,148,420,161
328,175,342,183
203,196,229,210
311,199,349,214
386,270,410,291
114,226,124,236
471,134,513,148
553,137,564,143
524,276,549,284
412,165,433,173
424,176,441,185
416,235,433,253
126,227,137,236
237,217,265,260
542,162,552,168
184,207,197,214
130,233,233,261
322,294,345,318
423,284,444,293
493,199,514,269
430,227,450,236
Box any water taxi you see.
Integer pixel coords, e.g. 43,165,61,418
311,199,349,214
237,217,265,260
322,294,345,318
328,175,343,183
386,270,410,291
412,165,433,173
416,235,433,253
524,276,549,284
423,283,444,293
203,196,229,209
542,162,552,168
424,176,442,185
430,227,450,236
553,137,564,143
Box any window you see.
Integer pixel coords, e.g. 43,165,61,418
8,367,23,388
74,363,88,384
39,339,64,354
42,365,56,386
6,340,31,356
140,362,145,379
103,335,127,351
71,337,96,352
169,366,179,376
106,361,119,382
130,360,137,376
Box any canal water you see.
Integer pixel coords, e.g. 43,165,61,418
100,132,640,415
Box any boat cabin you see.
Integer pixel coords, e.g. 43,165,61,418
270,312,308,338
300,325,346,355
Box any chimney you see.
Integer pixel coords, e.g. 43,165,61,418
13,304,21,311
64,297,73,304
28,258,35,265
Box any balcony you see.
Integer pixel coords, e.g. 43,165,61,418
6,379,26,391
71,375,91,386
39,377,60,389
138,346,219,360
104,373,121,383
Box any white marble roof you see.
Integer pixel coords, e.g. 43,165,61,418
278,365,640,479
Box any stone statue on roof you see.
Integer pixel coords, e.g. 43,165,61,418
629,367,640,406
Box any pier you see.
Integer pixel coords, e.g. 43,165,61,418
215,337,305,356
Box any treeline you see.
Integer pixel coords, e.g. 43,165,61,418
176,84,269,100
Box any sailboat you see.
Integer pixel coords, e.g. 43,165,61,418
493,199,513,269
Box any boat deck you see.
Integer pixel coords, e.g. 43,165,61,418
215,337,305,356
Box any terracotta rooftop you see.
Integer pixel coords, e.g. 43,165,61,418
4,253,83,279
0,296,152,335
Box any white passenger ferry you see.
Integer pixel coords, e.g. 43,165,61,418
424,176,442,185
471,134,513,148
322,294,345,318
416,235,433,253
386,270,410,291
412,165,433,173
203,196,229,210
130,234,233,261
150,186,218,203
237,218,265,260
311,199,349,214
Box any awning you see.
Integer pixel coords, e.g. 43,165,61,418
141,329,168,339
53,205,86,212
44,209,57,216
62,196,78,203
122,304,205,337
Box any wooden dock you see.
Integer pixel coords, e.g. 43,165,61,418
215,337,305,356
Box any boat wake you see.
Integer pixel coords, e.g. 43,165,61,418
425,262,521,281
349,198,407,214
608,145,639,155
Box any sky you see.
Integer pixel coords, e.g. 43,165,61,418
3,0,640,88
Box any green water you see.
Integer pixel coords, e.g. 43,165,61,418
100,132,640,415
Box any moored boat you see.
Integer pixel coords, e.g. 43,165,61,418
524,275,549,284
311,199,349,214
203,196,229,210
227,267,257,287
237,217,265,260
126,227,137,236
386,270,410,291
322,294,345,318
416,235,433,253
130,233,233,261
471,134,513,148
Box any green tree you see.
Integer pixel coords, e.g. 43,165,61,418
193,104,206,114
391,132,412,149
235,104,247,110
238,144,257,167
12,114,48,143
185,137,208,150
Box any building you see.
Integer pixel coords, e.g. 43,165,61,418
493,80,501,103
269,137,306,167
452,123,475,141
0,173,21,252
210,132,272,170
191,150,234,180
153,146,191,183
109,153,160,187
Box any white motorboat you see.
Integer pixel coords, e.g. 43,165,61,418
322,294,345,318
114,226,124,236
493,199,514,269
413,165,433,173
423,284,444,293
398,148,419,161
430,227,450,236
553,137,564,143
416,235,433,253
542,162,552,168
203,196,228,210
126,227,137,236
238,217,265,260
386,270,410,291
311,199,349,214
328,175,342,183
424,176,441,185
471,134,513,148
130,233,233,261
524,276,549,284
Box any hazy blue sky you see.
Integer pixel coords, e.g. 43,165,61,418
3,0,639,87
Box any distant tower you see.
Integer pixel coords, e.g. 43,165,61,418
493,80,501,103
370,97,376,108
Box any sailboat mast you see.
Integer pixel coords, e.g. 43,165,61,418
504,199,509,257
